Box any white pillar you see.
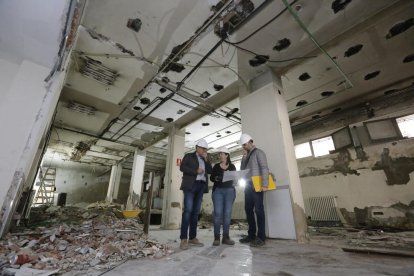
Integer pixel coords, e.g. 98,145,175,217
126,150,146,209
161,126,185,229
239,70,308,242
106,164,122,203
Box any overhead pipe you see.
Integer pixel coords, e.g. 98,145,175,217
100,1,235,139
281,0,353,88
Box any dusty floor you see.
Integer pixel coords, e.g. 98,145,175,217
62,227,414,276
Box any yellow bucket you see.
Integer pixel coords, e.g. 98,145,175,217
122,209,142,218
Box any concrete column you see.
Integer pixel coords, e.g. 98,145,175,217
161,126,185,229
126,150,146,209
239,70,308,242
106,164,122,203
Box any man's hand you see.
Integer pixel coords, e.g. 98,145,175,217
261,186,268,192
197,168,205,174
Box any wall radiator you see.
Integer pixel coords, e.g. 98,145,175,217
308,196,341,221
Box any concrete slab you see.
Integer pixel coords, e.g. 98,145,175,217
77,228,414,276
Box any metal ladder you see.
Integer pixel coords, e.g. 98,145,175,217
33,167,56,206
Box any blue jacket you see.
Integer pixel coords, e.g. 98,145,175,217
180,151,212,193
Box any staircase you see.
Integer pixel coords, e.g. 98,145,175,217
33,168,56,206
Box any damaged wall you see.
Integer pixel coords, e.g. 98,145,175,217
295,107,414,230
53,164,132,205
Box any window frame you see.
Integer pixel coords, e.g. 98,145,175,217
363,118,403,143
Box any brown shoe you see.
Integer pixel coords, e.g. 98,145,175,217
222,235,235,245
188,238,204,247
213,235,220,246
180,239,189,250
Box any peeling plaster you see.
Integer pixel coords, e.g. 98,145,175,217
372,148,414,185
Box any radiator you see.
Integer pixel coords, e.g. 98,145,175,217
308,196,341,221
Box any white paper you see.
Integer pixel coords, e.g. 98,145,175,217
222,169,250,182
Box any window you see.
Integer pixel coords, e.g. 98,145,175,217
331,127,353,150
364,118,402,142
311,136,335,157
396,114,414,138
295,142,312,159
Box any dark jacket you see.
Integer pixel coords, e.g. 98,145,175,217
210,163,236,191
180,151,212,193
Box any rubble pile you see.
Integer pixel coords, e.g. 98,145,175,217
0,205,172,274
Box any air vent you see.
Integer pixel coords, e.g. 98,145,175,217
68,101,96,115
79,57,119,86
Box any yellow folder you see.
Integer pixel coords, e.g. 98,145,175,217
252,174,276,192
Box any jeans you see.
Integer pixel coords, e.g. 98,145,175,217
212,187,236,236
180,180,205,240
244,181,266,241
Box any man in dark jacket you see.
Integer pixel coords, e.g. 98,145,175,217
179,138,212,250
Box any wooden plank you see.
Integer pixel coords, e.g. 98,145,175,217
143,172,154,234
342,246,414,258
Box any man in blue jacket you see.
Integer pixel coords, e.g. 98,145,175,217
179,139,212,250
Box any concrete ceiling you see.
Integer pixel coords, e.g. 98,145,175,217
48,0,414,173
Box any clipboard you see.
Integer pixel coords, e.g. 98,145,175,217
251,174,276,192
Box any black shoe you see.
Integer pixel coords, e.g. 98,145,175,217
250,238,265,247
239,236,253,243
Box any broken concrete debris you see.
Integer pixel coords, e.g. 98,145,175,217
0,205,172,274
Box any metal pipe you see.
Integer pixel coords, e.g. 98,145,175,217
281,0,353,88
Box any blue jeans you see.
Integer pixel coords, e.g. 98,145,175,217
212,187,236,236
244,181,266,241
180,180,205,240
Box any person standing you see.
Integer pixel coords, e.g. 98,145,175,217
239,133,269,247
210,147,236,246
179,139,212,250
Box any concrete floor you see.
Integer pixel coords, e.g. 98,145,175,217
63,227,414,276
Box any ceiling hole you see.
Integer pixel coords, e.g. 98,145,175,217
177,109,185,114
364,70,380,80
202,122,210,127
384,89,398,95
331,0,352,14
321,91,334,97
296,100,308,107
161,76,170,83
273,38,291,51
166,118,174,122
344,44,363,57
332,107,342,113
140,97,150,105
185,132,191,135
298,72,311,81
126,18,142,32
214,84,224,91
216,135,222,138
133,106,142,111
159,87,167,93
294,4,302,12
403,54,414,63
200,91,211,99
386,18,414,39
225,131,232,134
249,55,269,67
